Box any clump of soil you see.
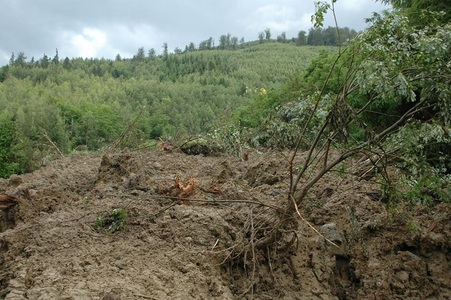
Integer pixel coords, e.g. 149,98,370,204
0,149,449,299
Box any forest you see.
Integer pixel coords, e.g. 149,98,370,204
0,36,337,176
0,0,450,203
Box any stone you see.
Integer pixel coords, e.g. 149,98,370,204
320,223,347,256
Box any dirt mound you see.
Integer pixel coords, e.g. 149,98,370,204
0,149,449,299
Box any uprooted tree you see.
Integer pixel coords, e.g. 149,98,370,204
224,3,450,295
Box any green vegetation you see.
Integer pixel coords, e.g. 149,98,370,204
233,4,450,204
377,0,451,24
0,43,332,176
271,6,450,203
0,1,449,205
95,208,127,234
0,112,26,177
222,5,450,287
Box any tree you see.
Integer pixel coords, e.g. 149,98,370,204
258,32,265,44
187,42,196,52
224,7,451,296
63,57,71,69
338,27,358,44
209,37,215,49
218,33,233,49
9,53,15,66
148,48,156,59
52,49,60,64
199,37,214,50
162,43,168,57
0,112,25,178
230,36,238,49
40,54,49,68
277,32,287,43
297,30,307,45
133,47,145,61
307,28,323,45
14,52,27,66
376,0,451,24
323,27,337,45
219,34,228,50
264,28,271,41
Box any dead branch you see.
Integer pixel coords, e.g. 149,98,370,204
42,129,64,157
145,194,282,212
291,195,340,249
107,105,146,152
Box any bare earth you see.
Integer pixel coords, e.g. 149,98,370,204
0,149,449,299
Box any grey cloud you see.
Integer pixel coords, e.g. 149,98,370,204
0,0,388,66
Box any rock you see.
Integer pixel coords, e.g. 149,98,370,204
320,223,347,256
397,250,420,261
396,271,410,283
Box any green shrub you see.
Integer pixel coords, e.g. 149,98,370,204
180,137,212,156
392,174,450,204
95,208,127,233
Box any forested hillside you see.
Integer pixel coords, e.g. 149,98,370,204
0,42,334,175
0,2,450,299
0,0,449,204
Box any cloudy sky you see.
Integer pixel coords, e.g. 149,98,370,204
0,0,388,66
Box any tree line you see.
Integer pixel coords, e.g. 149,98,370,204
134,26,358,58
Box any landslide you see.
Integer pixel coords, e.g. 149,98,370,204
0,149,449,299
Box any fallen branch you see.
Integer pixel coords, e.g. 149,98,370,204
291,195,340,249
42,129,64,157
144,194,282,211
107,105,146,152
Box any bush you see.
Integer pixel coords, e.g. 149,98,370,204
386,122,450,175
180,138,212,156
384,121,450,203
95,208,127,233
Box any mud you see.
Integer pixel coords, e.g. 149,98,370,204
0,149,449,299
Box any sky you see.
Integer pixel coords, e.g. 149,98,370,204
0,0,389,66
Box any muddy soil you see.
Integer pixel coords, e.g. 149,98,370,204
0,149,449,299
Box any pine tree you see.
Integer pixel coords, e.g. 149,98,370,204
40,54,49,68
148,48,156,59
134,47,145,61
52,49,60,64
9,53,15,66
163,43,168,57
15,52,27,66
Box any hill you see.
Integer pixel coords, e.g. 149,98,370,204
0,9,450,298
0,43,334,174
